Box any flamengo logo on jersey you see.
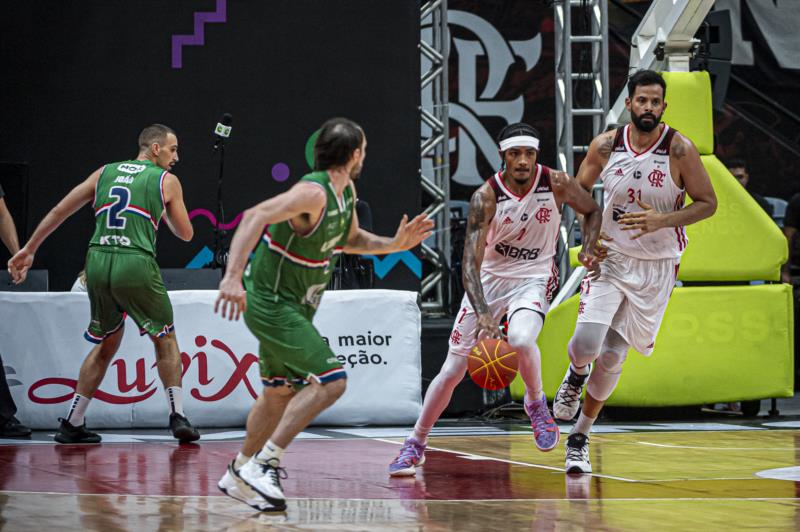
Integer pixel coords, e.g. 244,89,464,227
648,169,665,188
117,163,146,173
534,207,551,224
502,216,514,225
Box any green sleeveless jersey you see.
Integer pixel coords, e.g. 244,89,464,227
89,159,167,256
245,171,354,310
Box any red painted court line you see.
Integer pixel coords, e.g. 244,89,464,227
0,439,570,500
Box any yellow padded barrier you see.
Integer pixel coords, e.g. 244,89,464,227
681,155,786,280
660,71,714,154
510,283,794,405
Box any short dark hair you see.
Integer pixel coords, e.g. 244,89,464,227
138,124,175,151
627,69,666,99
314,118,364,171
726,158,747,170
496,122,541,150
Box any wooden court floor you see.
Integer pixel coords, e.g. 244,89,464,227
1,428,800,530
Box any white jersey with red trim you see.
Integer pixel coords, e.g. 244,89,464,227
481,165,561,286
600,124,687,260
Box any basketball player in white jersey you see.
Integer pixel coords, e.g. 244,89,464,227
388,123,603,476
552,70,717,473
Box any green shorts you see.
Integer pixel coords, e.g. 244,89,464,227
243,293,346,389
84,247,174,343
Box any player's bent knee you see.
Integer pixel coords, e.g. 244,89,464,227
506,328,537,351
597,349,626,374
568,338,597,368
322,377,347,400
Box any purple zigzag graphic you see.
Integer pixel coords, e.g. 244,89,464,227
171,0,227,69
189,208,243,230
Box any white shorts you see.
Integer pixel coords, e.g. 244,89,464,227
448,272,556,357
577,250,678,355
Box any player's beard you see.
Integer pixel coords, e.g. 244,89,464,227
510,167,532,185
631,109,662,133
349,162,362,180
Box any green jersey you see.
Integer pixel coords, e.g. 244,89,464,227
89,159,167,256
245,171,354,310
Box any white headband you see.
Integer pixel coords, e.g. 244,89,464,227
499,135,540,152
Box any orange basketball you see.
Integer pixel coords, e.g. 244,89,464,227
467,338,519,390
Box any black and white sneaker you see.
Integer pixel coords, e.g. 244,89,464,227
54,417,101,444
169,413,200,443
553,365,590,421
239,457,288,507
565,432,592,474
218,460,286,512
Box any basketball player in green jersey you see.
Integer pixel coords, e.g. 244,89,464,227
214,117,433,511
8,124,200,443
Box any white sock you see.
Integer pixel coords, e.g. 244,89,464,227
65,394,91,426
234,452,251,469
571,362,590,376
257,439,284,463
411,425,431,446
572,411,597,436
523,391,544,409
165,386,184,416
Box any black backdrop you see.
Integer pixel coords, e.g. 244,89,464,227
0,1,421,290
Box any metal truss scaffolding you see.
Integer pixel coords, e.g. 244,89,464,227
420,0,450,316
554,0,609,177
553,0,609,291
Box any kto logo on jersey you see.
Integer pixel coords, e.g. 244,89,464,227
648,169,665,188
494,242,540,260
534,207,551,224
117,163,146,174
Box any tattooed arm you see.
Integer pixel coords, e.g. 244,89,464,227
572,131,615,270
619,132,717,239
576,130,615,191
462,183,501,339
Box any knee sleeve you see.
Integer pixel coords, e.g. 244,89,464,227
586,329,629,402
567,322,609,368
507,310,544,353
438,353,468,386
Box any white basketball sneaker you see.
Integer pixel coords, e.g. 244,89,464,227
218,460,285,512
239,456,287,508
553,365,590,421
565,433,592,474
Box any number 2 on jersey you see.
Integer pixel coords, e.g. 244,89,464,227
107,186,130,229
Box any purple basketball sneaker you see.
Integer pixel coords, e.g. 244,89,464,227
525,393,560,451
388,437,427,476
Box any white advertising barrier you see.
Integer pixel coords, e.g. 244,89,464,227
0,289,421,429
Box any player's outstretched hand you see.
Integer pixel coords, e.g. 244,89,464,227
392,213,434,251
7,248,33,285
476,312,502,341
215,276,247,321
618,199,664,239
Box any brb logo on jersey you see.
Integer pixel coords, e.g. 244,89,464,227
534,207,551,224
648,169,665,188
494,242,540,260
